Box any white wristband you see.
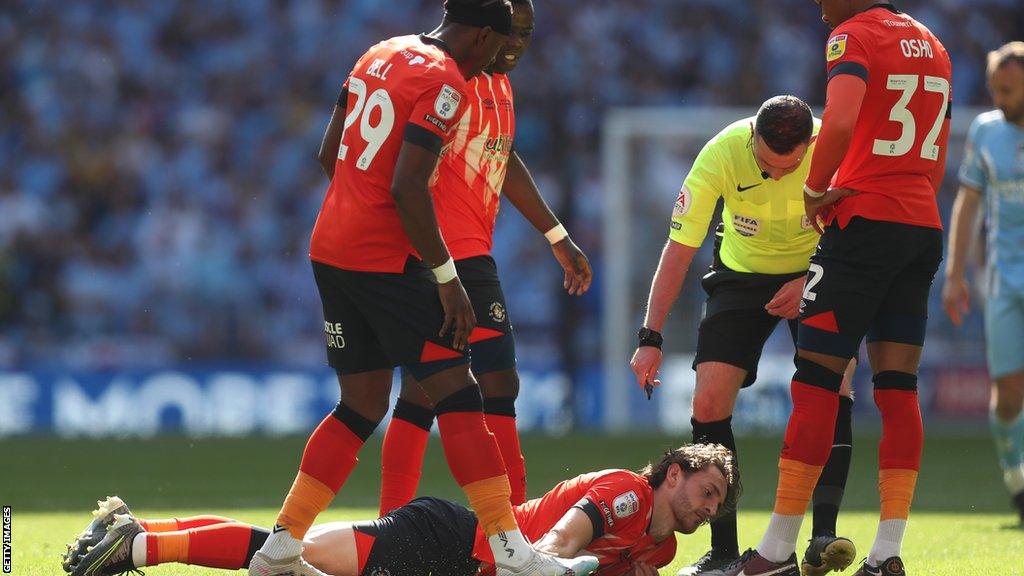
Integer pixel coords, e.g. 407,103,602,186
432,257,458,284
544,223,569,245
803,184,826,199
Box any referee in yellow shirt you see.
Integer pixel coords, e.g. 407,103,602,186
630,96,856,576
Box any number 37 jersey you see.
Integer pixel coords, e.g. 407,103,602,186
310,35,468,273
826,5,951,229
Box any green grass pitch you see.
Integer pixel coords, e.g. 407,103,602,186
2,433,1022,575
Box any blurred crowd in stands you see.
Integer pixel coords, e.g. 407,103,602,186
1,0,1020,369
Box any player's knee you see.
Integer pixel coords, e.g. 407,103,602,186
434,384,484,415
794,356,844,393
992,380,1024,421
470,333,517,378
398,371,434,409
478,368,519,399
330,402,382,440
691,391,733,422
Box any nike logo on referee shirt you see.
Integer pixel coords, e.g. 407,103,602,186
736,183,763,192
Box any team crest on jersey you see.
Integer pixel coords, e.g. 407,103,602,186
435,84,462,120
732,214,760,237
826,34,848,62
489,302,507,323
673,187,692,217
612,491,640,519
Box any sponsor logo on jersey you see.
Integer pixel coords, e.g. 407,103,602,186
423,114,451,133
485,135,514,155
673,187,692,217
435,84,462,120
324,321,346,349
826,34,848,62
732,214,760,237
489,302,507,323
612,491,640,519
599,500,614,527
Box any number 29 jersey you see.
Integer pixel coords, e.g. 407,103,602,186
310,35,468,273
825,5,952,229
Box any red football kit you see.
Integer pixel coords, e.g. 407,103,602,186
431,72,516,260
472,470,677,575
309,35,468,272
814,5,952,229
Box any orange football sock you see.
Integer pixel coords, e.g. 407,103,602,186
379,399,433,516
277,404,376,539
484,410,527,505
145,531,189,566
139,516,235,532
879,469,918,520
146,523,263,569
874,382,923,520
435,386,516,536
775,458,825,515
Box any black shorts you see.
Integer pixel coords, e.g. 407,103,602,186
797,217,943,359
352,497,480,576
312,258,469,381
695,265,805,388
454,255,516,376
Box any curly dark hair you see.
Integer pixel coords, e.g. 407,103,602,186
639,443,742,519
754,95,814,155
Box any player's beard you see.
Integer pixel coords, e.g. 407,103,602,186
675,489,703,534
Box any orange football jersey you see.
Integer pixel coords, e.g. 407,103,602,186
473,470,677,575
310,35,467,272
432,72,516,260
824,5,952,229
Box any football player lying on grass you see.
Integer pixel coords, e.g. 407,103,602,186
62,443,739,576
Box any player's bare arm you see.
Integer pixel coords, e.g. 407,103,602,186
630,239,698,390
804,75,866,232
530,507,595,559
318,101,346,180
391,139,476,349
942,185,983,326
503,151,593,295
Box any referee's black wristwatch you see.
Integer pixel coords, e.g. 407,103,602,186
637,327,663,349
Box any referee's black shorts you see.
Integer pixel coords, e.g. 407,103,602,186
694,262,805,389
351,497,480,576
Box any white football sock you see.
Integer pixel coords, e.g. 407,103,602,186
131,533,147,568
868,519,906,566
757,513,803,563
260,526,303,560
488,528,535,569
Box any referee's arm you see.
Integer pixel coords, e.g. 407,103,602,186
641,239,698,333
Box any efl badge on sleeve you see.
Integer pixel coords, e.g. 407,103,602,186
826,34,848,62
435,84,462,120
612,491,640,519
